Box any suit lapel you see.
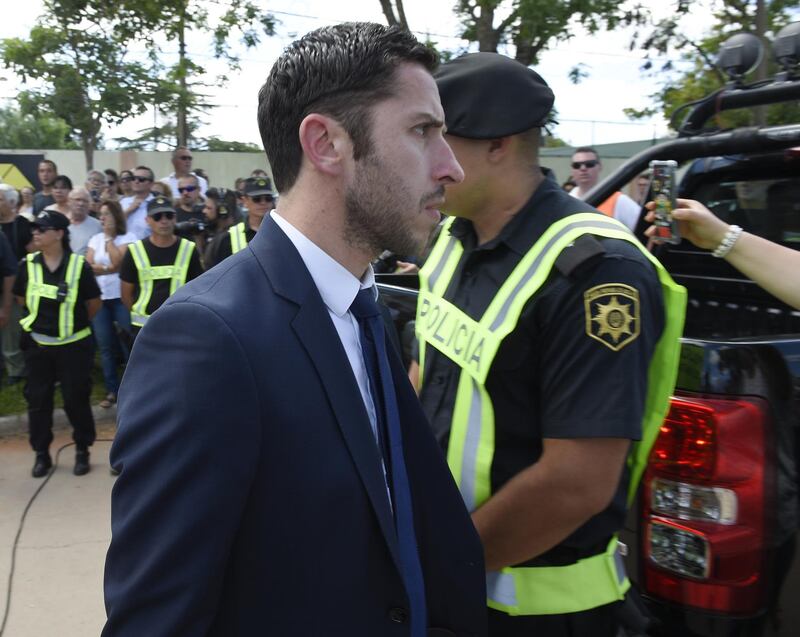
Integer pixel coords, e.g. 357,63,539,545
250,217,402,567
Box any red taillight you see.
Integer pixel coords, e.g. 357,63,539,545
642,395,769,615
651,401,716,480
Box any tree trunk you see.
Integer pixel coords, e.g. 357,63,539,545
476,3,499,52
378,0,410,30
177,7,189,148
753,0,768,126
82,136,94,171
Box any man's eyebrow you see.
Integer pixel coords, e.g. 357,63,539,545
409,113,445,129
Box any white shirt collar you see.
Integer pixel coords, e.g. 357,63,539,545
270,211,375,317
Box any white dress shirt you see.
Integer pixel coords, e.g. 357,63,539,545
270,211,381,444
120,194,154,240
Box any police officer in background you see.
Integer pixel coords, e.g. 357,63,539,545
415,53,687,636
210,176,275,265
119,196,203,339
13,210,101,477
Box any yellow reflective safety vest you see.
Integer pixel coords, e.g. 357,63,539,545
19,252,92,346
416,213,687,616
229,222,248,255
128,238,195,327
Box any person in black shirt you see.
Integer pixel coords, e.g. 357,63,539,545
33,159,58,214
119,196,204,338
13,210,101,477
0,184,33,384
212,176,275,264
201,187,238,268
415,53,681,637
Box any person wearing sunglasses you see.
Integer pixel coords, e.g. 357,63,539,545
568,147,640,231
13,210,102,478
158,146,208,198
212,176,276,264
119,196,203,340
118,170,135,198
119,166,156,240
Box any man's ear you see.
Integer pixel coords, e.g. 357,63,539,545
486,136,513,165
298,113,349,178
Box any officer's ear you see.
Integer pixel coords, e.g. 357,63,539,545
485,136,514,165
298,113,349,179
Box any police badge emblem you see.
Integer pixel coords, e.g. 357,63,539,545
584,284,640,351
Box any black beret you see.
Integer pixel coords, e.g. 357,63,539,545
147,196,175,216
33,210,70,230
434,52,554,139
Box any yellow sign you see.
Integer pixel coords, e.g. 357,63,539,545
0,164,34,189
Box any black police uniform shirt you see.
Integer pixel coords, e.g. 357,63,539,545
1,215,33,261
418,177,665,562
0,232,17,278
119,237,204,316
214,223,258,263
12,251,101,337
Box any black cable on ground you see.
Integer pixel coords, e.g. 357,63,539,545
0,437,115,637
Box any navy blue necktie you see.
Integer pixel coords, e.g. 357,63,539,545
350,287,427,636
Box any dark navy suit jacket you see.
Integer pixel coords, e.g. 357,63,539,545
103,216,487,637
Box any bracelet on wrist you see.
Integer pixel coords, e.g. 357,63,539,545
712,225,743,258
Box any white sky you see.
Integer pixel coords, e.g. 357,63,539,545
0,0,727,147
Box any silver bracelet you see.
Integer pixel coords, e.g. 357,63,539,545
712,225,743,258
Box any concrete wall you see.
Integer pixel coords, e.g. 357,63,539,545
0,149,273,191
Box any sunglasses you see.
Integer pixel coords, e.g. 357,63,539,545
106,180,116,186
249,195,274,203
178,185,197,193
571,160,599,170
149,211,175,221
120,176,133,183
32,226,56,233
179,155,193,161
134,176,153,183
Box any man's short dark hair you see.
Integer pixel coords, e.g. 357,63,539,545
134,165,155,181
39,159,57,172
572,146,600,160
257,22,438,193
53,175,73,190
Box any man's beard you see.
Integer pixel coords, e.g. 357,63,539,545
343,153,438,260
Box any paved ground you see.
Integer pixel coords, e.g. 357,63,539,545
0,422,116,637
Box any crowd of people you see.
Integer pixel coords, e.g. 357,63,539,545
0,154,276,476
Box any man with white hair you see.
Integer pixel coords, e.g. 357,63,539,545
160,146,208,197
68,188,102,256
0,183,32,384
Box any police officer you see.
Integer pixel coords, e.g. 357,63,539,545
209,176,275,266
415,53,687,636
13,210,102,477
119,196,203,338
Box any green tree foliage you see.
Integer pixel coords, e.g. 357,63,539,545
0,105,78,150
629,0,800,131
1,3,162,169
113,0,276,148
454,0,646,65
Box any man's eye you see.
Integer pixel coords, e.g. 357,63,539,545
413,125,428,136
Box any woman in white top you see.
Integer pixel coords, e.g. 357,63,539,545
85,200,137,408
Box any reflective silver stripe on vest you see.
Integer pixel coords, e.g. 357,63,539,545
131,313,149,326
427,234,459,292
461,378,484,511
489,219,627,331
487,571,518,607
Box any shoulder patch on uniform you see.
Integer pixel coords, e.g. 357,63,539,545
584,283,640,351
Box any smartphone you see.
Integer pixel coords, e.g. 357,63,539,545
649,160,681,244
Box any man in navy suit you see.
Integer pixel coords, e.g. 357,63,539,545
102,22,487,637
